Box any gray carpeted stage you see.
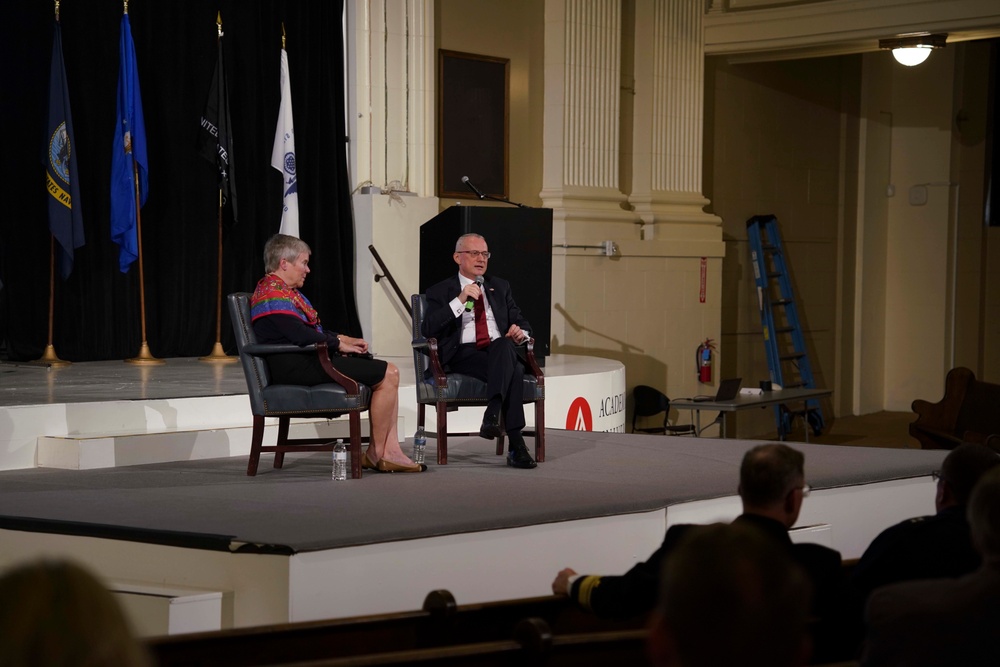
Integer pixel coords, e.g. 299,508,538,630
0,430,946,554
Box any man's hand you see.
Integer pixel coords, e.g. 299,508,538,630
459,283,482,305
552,567,577,596
506,324,528,343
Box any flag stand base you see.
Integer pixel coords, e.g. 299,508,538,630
126,342,165,365
199,341,237,364
33,345,71,367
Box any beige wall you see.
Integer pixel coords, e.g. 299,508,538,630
438,0,724,430
854,53,891,415
883,48,956,410
705,56,861,436
430,1,999,435
952,41,993,379
436,0,544,209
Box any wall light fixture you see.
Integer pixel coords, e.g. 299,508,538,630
879,33,947,67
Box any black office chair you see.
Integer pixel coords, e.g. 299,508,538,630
411,293,545,465
227,293,372,478
631,385,696,436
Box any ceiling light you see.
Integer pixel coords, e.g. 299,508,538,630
879,33,947,67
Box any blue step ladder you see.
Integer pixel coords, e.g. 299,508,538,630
746,215,825,439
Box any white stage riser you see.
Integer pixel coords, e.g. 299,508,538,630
1,356,627,471
36,419,381,471
0,477,934,634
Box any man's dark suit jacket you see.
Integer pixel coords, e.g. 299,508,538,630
422,274,531,367
569,513,843,621
851,505,980,601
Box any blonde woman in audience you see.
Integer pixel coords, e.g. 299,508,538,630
0,558,152,667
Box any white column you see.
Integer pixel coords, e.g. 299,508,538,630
347,0,439,357
541,0,633,223
347,0,435,196
630,0,717,230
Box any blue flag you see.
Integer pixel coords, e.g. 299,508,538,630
110,13,148,274
45,21,85,280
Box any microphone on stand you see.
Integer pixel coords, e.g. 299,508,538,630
461,176,487,200
464,275,485,312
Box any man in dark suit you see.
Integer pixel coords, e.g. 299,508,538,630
552,444,843,627
421,233,536,469
862,466,1000,666
851,442,1000,601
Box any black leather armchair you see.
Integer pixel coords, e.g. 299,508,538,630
410,293,545,465
227,293,372,478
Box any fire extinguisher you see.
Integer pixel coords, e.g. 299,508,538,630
696,339,715,384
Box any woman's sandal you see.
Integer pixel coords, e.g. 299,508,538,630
362,449,426,472
375,458,427,473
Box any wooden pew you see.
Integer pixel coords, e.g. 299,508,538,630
232,618,650,667
147,591,645,667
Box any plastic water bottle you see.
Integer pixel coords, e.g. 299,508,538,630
332,441,348,481
413,427,427,465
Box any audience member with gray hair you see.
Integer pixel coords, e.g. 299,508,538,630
648,522,813,667
862,466,1000,666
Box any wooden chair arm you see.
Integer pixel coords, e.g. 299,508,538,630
316,341,361,394
524,338,544,387
411,337,448,389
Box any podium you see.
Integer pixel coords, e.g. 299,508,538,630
419,206,553,359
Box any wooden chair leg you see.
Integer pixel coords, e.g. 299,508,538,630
534,399,545,462
274,417,290,469
436,401,448,465
349,411,362,479
247,415,265,476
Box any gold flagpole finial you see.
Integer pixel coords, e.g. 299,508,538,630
54,0,60,21
217,11,223,37
281,22,286,50
123,0,128,15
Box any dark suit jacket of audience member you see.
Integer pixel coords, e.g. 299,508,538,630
571,513,843,621
862,565,1000,666
422,274,531,369
851,505,980,602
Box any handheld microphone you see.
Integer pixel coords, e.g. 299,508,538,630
461,176,487,199
464,275,485,312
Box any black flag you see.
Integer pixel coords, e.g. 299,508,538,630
198,32,237,222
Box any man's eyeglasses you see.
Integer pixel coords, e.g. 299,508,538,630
457,250,491,259
932,470,944,482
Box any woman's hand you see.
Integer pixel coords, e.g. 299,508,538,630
337,335,369,355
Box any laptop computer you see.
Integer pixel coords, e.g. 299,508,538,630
693,378,742,402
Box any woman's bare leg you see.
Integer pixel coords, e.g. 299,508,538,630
365,363,414,465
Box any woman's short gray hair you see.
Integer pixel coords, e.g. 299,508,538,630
264,234,311,273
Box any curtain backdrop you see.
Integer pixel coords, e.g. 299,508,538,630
0,0,360,361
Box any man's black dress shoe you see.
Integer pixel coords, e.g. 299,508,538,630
479,413,502,439
507,442,537,469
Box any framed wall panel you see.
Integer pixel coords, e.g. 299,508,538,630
437,50,509,200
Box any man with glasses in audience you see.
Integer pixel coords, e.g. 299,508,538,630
851,442,1000,601
422,233,537,469
553,444,843,637
862,465,1000,666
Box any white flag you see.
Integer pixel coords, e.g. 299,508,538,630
271,48,298,237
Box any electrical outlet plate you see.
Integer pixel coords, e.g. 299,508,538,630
909,185,928,206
